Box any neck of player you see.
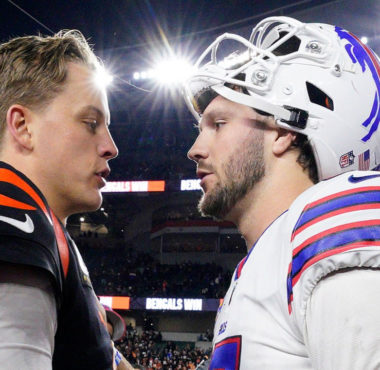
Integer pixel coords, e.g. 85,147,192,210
226,152,314,252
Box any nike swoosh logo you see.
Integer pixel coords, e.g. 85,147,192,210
348,174,380,183
0,214,34,233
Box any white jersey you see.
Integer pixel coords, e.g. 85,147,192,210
209,171,380,369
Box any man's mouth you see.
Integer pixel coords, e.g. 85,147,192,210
95,167,111,187
196,170,212,180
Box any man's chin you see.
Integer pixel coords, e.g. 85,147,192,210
77,193,103,214
198,192,229,221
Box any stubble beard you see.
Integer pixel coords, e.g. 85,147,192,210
198,131,265,221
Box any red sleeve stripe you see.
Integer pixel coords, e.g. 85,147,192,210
303,186,380,211
292,240,380,288
292,202,380,240
293,219,380,257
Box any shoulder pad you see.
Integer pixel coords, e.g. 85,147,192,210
0,162,69,292
287,171,380,316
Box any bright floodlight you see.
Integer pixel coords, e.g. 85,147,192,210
361,36,368,45
94,66,114,88
154,58,194,85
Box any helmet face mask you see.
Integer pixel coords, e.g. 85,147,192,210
183,16,380,181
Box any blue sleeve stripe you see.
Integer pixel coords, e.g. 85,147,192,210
292,222,380,275
293,188,380,235
287,222,380,309
287,237,380,310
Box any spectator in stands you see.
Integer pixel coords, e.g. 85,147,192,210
99,304,134,370
115,328,211,369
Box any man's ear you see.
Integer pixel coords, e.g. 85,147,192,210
6,104,33,150
272,128,297,156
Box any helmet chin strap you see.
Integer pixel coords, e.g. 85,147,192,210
212,85,308,129
212,85,291,120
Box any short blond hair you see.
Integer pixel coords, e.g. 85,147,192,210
0,30,100,143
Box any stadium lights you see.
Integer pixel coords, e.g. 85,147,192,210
94,66,114,89
361,36,368,45
132,56,194,86
153,58,194,85
133,69,154,81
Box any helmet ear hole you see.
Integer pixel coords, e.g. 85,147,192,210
271,32,301,56
306,82,334,111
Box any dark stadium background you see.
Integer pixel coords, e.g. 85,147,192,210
1,1,379,368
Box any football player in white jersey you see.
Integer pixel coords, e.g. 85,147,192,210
183,16,380,369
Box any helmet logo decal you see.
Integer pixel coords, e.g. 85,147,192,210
339,151,355,168
335,26,380,143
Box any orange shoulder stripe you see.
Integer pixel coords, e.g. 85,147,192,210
0,168,50,221
0,193,36,210
51,212,69,279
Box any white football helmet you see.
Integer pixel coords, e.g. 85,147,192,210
182,16,380,180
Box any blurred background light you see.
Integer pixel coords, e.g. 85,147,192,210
131,56,194,87
153,57,194,85
361,36,368,44
94,66,114,88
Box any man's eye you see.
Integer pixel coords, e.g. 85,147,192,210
84,120,98,131
215,120,225,129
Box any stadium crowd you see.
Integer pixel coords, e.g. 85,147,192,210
115,326,210,370
77,245,232,299
74,204,239,369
